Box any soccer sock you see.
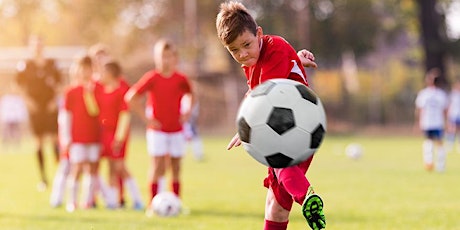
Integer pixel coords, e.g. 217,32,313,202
50,160,70,206
422,140,434,166
108,186,119,208
150,183,158,200
98,176,116,206
125,177,143,204
274,167,310,204
264,219,288,230
172,181,180,197
192,138,204,160
445,133,455,151
84,175,97,207
158,176,167,193
67,179,79,206
436,145,446,171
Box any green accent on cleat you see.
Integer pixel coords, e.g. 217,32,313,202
302,193,326,230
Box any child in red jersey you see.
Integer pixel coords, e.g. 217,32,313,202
95,61,144,210
216,2,325,230
125,39,195,208
61,56,102,212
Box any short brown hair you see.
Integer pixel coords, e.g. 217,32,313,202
104,61,122,78
216,1,258,45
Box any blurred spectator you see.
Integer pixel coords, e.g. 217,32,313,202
0,82,28,150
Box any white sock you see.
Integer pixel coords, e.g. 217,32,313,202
50,160,70,206
124,177,143,204
423,140,434,165
67,179,79,206
436,145,446,172
158,176,167,193
98,176,115,205
192,138,204,160
107,186,119,208
85,176,97,206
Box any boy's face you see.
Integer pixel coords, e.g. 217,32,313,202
225,27,263,67
77,65,93,82
155,48,177,72
100,68,113,84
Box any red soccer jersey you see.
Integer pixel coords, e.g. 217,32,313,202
242,35,313,173
243,35,309,89
95,79,130,132
63,85,100,143
130,70,192,132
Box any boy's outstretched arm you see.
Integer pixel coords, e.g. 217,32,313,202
297,49,318,69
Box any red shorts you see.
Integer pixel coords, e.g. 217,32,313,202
263,157,313,211
101,130,127,159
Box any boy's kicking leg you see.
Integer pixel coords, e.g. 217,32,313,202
272,164,326,230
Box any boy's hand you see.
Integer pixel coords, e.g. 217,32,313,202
297,49,318,69
148,118,162,129
227,133,242,150
112,140,123,155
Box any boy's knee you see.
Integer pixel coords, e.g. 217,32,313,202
265,190,289,222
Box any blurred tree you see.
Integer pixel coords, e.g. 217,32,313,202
416,0,449,88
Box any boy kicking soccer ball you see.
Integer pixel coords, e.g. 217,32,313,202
216,2,325,230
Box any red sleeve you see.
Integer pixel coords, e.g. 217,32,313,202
180,76,192,94
130,71,155,95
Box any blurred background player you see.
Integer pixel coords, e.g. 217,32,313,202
415,68,449,172
16,35,62,191
0,82,28,152
95,61,144,210
181,94,204,161
88,43,126,208
445,78,460,153
125,39,195,208
216,2,325,230
61,56,104,212
49,96,71,208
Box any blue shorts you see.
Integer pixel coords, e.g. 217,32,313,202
424,129,443,140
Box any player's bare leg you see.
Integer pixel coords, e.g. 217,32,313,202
35,135,47,191
112,159,143,210
150,155,167,200
264,188,289,230
170,157,181,197
146,155,167,216
51,134,60,163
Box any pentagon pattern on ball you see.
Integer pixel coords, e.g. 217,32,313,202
265,152,294,168
238,117,251,143
267,107,295,135
295,84,317,105
250,81,276,97
310,124,325,149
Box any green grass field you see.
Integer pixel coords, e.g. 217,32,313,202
1,134,460,230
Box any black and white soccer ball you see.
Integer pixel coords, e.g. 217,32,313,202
236,79,326,168
149,191,182,217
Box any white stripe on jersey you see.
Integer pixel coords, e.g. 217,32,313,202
290,60,308,85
